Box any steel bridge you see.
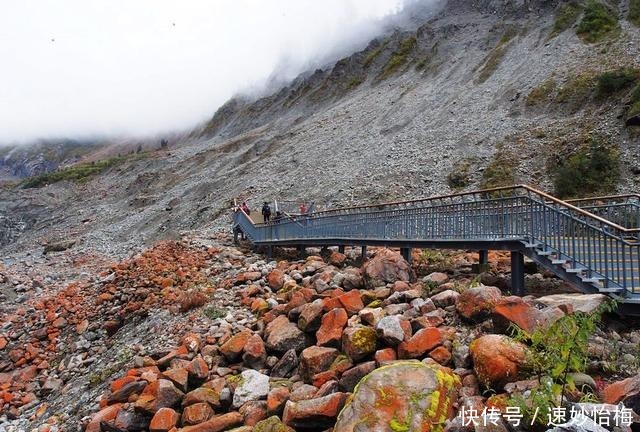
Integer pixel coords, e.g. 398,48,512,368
232,185,640,310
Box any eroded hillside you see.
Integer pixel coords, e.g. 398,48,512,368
2,0,640,257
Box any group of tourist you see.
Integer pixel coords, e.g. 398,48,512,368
239,201,308,223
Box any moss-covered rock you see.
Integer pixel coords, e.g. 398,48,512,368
342,326,378,361
334,361,460,432
253,415,294,432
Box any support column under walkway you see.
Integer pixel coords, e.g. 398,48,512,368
400,247,413,264
511,251,525,296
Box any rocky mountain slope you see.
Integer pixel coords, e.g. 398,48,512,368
2,0,640,260
2,2,640,429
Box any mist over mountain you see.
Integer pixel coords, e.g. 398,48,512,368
1,0,441,144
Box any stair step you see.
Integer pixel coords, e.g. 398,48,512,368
580,276,605,283
523,242,542,248
552,259,568,265
599,287,624,293
536,251,554,256
566,268,585,274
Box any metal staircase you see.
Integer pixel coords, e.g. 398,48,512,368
232,185,640,307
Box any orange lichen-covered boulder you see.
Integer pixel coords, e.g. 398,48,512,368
602,374,640,407
470,334,527,389
334,361,460,432
455,285,502,321
361,248,416,289
492,296,565,334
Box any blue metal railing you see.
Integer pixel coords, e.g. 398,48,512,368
567,194,640,231
233,185,640,296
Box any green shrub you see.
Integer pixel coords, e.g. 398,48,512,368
553,138,620,198
526,78,557,106
447,160,471,189
481,148,517,189
508,301,615,425
630,0,640,26
630,86,640,117
551,2,583,38
379,35,417,79
21,153,148,188
576,1,619,43
596,68,639,95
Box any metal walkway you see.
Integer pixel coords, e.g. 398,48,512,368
232,185,640,308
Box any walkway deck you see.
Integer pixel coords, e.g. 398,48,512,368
232,185,640,311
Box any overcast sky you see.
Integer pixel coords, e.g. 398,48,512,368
0,0,415,144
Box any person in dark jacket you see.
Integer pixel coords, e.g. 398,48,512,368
262,202,272,223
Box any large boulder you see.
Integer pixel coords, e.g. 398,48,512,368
470,335,527,389
283,392,348,430
134,379,184,414
362,249,416,289
316,308,348,348
334,361,460,431
232,370,270,408
397,327,442,359
265,315,307,353
602,374,640,413
299,346,339,383
492,296,565,334
536,293,608,314
455,285,502,321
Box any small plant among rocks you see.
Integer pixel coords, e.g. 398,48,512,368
203,305,226,320
508,300,616,425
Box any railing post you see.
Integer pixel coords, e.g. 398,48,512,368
511,251,525,296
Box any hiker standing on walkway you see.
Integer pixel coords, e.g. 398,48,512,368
299,202,307,215
262,201,272,223
241,202,250,215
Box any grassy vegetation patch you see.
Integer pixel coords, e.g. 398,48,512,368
576,1,619,43
476,28,517,84
630,86,640,117
347,75,365,89
596,68,640,95
630,0,640,26
551,2,583,38
363,41,387,68
526,78,557,106
447,159,472,189
556,72,597,105
480,146,518,189
21,152,148,188
553,137,620,198
379,35,417,80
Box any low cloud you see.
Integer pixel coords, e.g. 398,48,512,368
0,0,442,144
